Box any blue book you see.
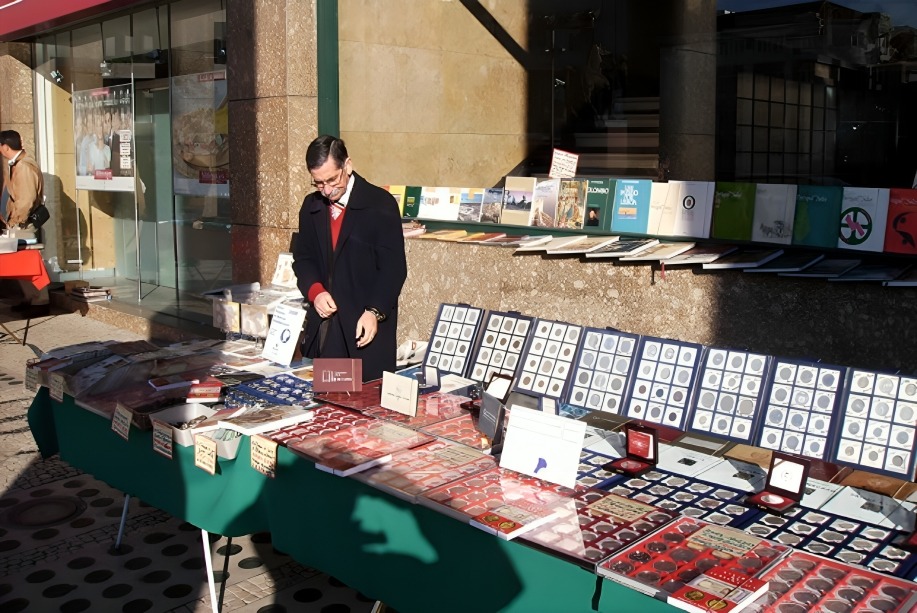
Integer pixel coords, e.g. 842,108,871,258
609,179,653,235
793,185,843,248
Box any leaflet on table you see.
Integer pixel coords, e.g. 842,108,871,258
655,444,726,478
500,406,586,489
820,486,915,531
799,477,843,510
261,303,307,366
583,429,625,458
695,457,767,492
380,371,419,416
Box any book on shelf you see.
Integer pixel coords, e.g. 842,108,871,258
828,262,911,282
217,404,314,436
417,186,459,221
500,234,552,249
402,222,426,238
457,188,485,223
514,235,586,253
501,176,538,227
555,178,588,229
711,182,756,241
545,235,618,255
778,258,861,278
457,231,505,244
793,185,843,248
883,268,917,286
609,179,653,235
186,379,223,403
742,251,824,273
289,420,434,476
838,187,889,252
667,567,769,613
752,183,797,245
701,249,783,270
402,186,422,218
352,439,497,503
455,231,487,243
480,187,505,224
584,238,660,259
653,181,715,239
619,241,696,262
70,286,113,302
383,184,407,215
665,245,738,266
416,229,468,241
531,178,560,228
584,178,614,232
883,187,917,255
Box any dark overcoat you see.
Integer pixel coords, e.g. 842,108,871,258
292,172,407,381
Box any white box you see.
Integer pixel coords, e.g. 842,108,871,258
151,403,217,447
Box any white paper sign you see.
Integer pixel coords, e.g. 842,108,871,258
549,148,579,179
261,303,306,366
152,420,173,459
25,367,39,392
381,371,419,417
500,405,586,489
111,405,132,441
49,373,66,402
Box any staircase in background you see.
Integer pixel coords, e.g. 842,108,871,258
573,96,660,178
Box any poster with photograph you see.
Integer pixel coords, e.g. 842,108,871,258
73,84,135,192
171,70,230,198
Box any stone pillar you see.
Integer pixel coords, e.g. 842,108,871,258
658,0,717,181
0,43,36,151
226,0,319,284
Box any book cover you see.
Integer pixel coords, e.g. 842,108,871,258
527,178,557,228
884,188,917,255
415,229,468,241
218,405,314,436
742,251,824,273
584,238,660,259
458,231,505,244
402,186,422,218
664,245,739,266
829,263,910,283
478,234,528,247
646,181,670,236
555,178,588,229
353,440,497,503
838,187,890,252
610,179,653,235
884,268,917,287
546,235,620,255
585,178,614,232
752,183,797,244
663,181,716,239
793,185,843,248
667,567,768,613
711,182,756,241
402,222,426,238
619,241,696,262
289,421,434,477
778,258,861,278
383,184,406,215
479,187,504,224
511,235,565,252
457,188,484,223
501,176,537,226
701,249,784,270
417,186,459,221
186,379,223,403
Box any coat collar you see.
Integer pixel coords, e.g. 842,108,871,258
307,171,368,213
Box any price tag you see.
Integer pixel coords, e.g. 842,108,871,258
111,405,132,441
250,435,278,479
194,434,218,475
25,367,39,392
49,373,66,402
152,420,173,459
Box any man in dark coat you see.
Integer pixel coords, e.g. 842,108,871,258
292,135,407,382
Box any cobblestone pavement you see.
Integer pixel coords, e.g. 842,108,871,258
0,307,376,612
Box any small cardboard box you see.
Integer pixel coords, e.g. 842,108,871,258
152,403,217,447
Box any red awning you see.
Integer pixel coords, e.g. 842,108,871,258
0,0,143,41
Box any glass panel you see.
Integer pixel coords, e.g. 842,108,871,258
736,126,752,151
737,72,753,98
754,127,768,152
770,102,784,128
785,80,799,105
784,129,797,153
785,104,798,129
754,100,769,126
754,73,770,100
770,77,784,102
737,98,753,124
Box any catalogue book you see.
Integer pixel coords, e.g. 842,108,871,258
741,251,824,273
752,183,797,244
217,405,314,436
837,187,889,252
793,185,842,248
662,181,715,239
417,186,459,221
883,188,917,255
545,235,619,255
480,187,505,224
585,178,614,232
711,182,756,241
501,176,538,226
555,178,588,229
457,188,484,223
619,241,696,262
584,238,659,259
610,179,653,235
664,244,738,266
701,249,783,270
531,178,560,228
402,186,422,218
383,184,406,215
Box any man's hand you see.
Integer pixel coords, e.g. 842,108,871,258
313,291,337,319
356,310,378,348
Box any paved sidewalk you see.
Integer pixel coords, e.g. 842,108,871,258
0,307,377,613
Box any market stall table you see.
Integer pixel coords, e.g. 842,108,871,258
28,389,677,613
0,249,49,344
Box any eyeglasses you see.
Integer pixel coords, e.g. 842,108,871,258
310,166,346,190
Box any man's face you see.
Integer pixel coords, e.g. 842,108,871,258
309,157,351,202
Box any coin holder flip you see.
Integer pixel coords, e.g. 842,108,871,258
564,327,640,415
756,358,845,460
623,337,703,430
514,318,583,399
424,303,484,377
468,311,534,383
689,348,771,443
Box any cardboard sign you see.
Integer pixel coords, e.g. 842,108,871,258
250,435,278,479
152,420,173,459
478,392,506,445
549,148,579,179
313,358,362,392
262,303,306,366
49,372,65,402
24,366,39,392
194,434,218,475
111,405,132,441
500,405,586,489
380,371,419,417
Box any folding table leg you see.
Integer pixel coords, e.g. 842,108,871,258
114,494,130,551
0,321,23,345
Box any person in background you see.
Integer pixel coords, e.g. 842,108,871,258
292,135,407,382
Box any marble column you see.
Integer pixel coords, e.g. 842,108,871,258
226,0,319,284
0,43,36,151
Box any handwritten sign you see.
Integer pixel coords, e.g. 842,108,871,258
152,420,173,459
381,371,419,416
690,525,761,558
586,495,654,522
262,303,307,366
549,148,579,179
194,434,218,475
24,367,39,392
49,373,66,402
111,405,132,441
250,435,278,479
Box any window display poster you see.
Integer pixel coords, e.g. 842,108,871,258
171,71,229,197
73,84,135,192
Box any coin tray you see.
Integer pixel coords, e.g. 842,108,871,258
564,327,640,414
623,337,703,430
424,303,484,377
514,318,583,399
468,311,533,383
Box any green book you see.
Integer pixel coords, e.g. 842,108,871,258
793,185,843,248
711,182,756,241
585,178,614,232
402,186,422,218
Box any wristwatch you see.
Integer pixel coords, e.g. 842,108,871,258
365,306,386,322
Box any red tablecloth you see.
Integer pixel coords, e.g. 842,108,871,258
0,250,50,290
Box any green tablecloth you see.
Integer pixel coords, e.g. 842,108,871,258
28,391,676,613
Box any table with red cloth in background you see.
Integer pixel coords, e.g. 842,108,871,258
0,249,50,291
